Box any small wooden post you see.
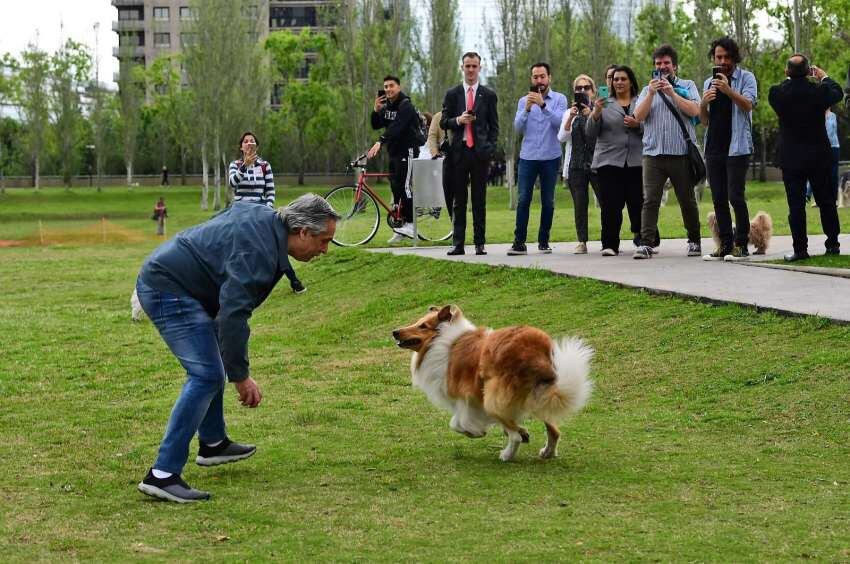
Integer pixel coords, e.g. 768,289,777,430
38,220,44,246
101,217,107,243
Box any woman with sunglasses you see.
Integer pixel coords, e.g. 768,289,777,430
585,65,645,256
557,74,601,254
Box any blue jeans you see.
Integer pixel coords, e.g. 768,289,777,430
514,158,560,245
136,278,227,474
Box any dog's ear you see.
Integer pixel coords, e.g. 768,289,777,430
428,305,440,312
437,305,453,322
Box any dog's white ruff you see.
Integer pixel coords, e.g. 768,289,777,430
411,317,497,438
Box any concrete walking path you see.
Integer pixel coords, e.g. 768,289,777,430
375,234,850,323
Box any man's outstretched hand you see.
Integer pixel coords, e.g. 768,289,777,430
234,377,262,408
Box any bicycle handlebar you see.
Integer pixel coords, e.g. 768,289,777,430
347,153,369,171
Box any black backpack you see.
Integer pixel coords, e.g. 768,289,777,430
401,98,427,147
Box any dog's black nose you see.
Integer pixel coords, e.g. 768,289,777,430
392,330,400,339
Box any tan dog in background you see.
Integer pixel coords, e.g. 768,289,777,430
393,305,593,462
707,210,773,255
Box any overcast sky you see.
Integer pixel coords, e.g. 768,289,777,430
0,0,118,84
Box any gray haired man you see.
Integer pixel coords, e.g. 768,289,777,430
135,194,339,502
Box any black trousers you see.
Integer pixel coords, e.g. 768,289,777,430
596,165,643,252
706,154,750,248
783,166,841,253
388,152,413,223
442,157,453,219
449,147,489,246
566,168,601,243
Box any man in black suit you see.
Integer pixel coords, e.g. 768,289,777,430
769,54,844,261
440,52,499,256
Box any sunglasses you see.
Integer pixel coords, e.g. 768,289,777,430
574,85,593,92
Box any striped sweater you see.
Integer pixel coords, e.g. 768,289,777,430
228,157,275,206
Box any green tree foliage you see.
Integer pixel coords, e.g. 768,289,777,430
50,39,91,188
15,44,51,189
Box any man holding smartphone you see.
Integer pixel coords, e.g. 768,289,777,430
509,62,568,255
699,37,758,261
368,75,421,243
440,52,499,255
632,44,703,259
769,54,844,260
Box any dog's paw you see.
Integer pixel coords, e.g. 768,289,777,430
499,447,516,462
539,445,557,459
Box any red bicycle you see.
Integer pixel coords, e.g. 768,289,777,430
324,154,453,246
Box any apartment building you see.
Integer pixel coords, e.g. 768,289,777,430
111,0,334,83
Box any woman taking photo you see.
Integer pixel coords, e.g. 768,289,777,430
228,131,275,207
585,65,644,255
558,74,600,254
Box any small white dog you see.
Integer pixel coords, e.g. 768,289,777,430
838,171,850,208
706,210,773,255
130,288,146,321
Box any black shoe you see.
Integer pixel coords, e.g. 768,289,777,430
538,243,553,254
290,279,306,294
784,251,810,262
196,438,256,467
475,245,487,256
825,246,840,256
447,246,465,256
507,242,527,256
138,470,210,503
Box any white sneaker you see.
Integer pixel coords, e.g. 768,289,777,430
395,223,415,238
601,248,617,256
387,232,405,244
574,242,588,254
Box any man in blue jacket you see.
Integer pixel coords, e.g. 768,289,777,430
135,194,339,502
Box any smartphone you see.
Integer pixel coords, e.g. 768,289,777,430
712,66,723,79
377,89,385,98
573,92,589,108
651,69,663,81
598,85,609,99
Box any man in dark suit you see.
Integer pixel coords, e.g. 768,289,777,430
440,52,499,256
769,54,844,261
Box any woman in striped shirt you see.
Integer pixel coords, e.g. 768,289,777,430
228,132,276,207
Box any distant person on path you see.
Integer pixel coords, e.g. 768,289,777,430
509,62,568,255
632,44,703,259
153,197,168,236
699,37,758,261
161,165,169,186
558,73,601,254
806,107,840,206
228,132,275,207
586,65,645,256
135,194,339,503
367,74,421,243
440,52,499,256
769,54,844,261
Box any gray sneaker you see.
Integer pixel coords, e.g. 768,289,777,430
196,438,256,467
633,245,653,259
507,242,527,256
686,241,702,257
138,470,210,503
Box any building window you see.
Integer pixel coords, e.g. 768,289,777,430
118,7,143,21
119,31,145,47
270,6,317,28
179,6,197,20
180,33,198,47
153,7,170,21
154,33,171,48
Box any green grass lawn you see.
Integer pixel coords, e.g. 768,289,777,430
3,181,849,247
771,254,850,269
1,187,849,560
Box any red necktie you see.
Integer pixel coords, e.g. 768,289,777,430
465,87,474,148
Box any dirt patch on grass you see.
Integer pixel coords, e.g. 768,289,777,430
4,220,149,247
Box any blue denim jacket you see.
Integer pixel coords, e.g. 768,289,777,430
139,203,292,381
702,67,757,157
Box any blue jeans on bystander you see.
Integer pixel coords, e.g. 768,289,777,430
135,278,227,475
514,157,561,245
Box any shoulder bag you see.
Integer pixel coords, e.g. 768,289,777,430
658,92,706,186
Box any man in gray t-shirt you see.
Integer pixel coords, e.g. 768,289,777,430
633,44,703,259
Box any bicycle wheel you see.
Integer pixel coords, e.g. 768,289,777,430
414,205,453,242
325,184,380,246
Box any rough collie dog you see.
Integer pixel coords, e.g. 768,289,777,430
707,210,773,254
838,172,850,208
393,305,593,462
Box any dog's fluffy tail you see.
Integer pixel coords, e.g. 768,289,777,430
131,288,146,322
532,337,594,421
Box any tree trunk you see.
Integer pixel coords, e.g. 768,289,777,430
180,150,187,186
34,155,40,191
126,159,133,189
201,144,209,211
213,135,222,211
